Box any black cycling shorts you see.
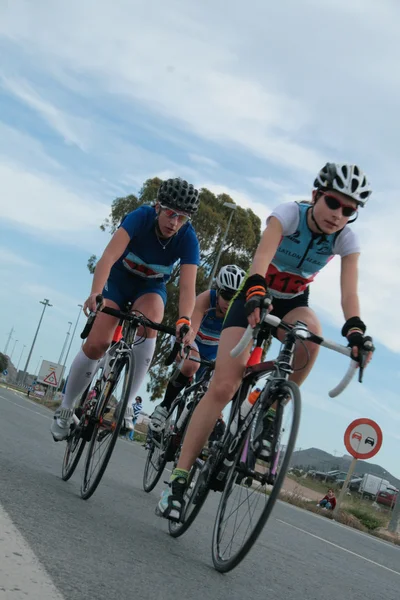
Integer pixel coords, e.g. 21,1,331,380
222,287,310,331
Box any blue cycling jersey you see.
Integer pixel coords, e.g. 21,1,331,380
195,289,224,360
112,205,200,283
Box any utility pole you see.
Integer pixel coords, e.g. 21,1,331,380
20,299,52,385
207,202,237,289
388,492,400,534
58,321,73,365
34,356,43,377
10,339,19,361
16,344,26,372
4,327,14,355
62,304,83,375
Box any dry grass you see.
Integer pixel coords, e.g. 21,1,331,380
280,480,399,543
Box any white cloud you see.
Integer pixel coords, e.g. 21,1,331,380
0,76,91,151
0,1,324,175
188,154,219,169
0,248,35,268
0,162,109,236
248,177,287,194
200,181,273,226
0,0,400,353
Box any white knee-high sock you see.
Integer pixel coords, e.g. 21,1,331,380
127,337,156,406
61,348,99,409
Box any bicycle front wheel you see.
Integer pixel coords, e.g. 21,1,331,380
61,382,96,481
211,380,301,572
81,352,135,500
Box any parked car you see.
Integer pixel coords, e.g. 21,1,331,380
376,489,398,509
312,470,341,482
335,476,363,491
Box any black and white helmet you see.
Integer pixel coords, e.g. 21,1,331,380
157,178,200,215
314,163,372,207
216,265,245,292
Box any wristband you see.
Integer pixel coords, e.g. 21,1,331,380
177,317,191,327
341,316,366,338
243,273,267,291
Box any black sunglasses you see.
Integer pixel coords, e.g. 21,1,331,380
323,194,357,218
219,289,235,301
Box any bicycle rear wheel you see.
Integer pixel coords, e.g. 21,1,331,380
80,352,135,500
211,380,301,572
168,455,210,537
143,401,182,493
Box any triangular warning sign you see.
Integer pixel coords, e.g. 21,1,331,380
43,371,58,386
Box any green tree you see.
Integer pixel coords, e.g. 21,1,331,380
87,178,262,399
0,353,8,373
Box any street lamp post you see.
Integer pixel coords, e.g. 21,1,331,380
35,356,43,377
4,327,14,355
21,299,52,385
58,321,73,365
16,344,26,372
208,202,237,289
10,339,18,361
62,304,83,373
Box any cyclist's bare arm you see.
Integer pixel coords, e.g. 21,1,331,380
249,217,282,277
340,253,361,320
85,229,130,314
178,264,198,344
190,290,212,340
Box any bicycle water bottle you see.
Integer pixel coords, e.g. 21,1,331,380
102,347,117,382
229,388,261,436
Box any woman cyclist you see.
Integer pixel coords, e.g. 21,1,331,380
156,162,375,520
149,264,246,432
51,178,200,442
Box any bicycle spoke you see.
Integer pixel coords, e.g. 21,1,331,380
81,353,135,500
212,382,301,572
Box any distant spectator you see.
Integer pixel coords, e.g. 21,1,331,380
317,488,336,510
128,396,143,441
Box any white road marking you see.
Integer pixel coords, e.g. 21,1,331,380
277,518,400,576
0,394,51,420
0,503,65,599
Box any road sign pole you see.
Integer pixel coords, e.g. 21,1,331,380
333,457,358,516
388,491,400,533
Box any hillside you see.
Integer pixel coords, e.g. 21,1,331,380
289,447,400,489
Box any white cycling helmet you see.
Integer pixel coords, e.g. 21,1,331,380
314,163,372,207
216,265,245,292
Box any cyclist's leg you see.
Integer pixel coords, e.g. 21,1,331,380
151,344,200,431
277,306,321,385
271,289,321,386
51,299,120,441
126,290,165,404
253,293,321,458
156,325,249,517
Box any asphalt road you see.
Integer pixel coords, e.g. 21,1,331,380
0,387,399,600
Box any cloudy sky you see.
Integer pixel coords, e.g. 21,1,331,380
1,0,400,477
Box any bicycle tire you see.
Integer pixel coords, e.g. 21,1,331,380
168,456,210,538
61,389,90,482
62,431,86,481
212,380,301,572
80,352,135,500
142,402,181,493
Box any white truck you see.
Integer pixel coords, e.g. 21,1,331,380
359,474,391,498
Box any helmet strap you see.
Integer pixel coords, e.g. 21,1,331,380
309,202,325,235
